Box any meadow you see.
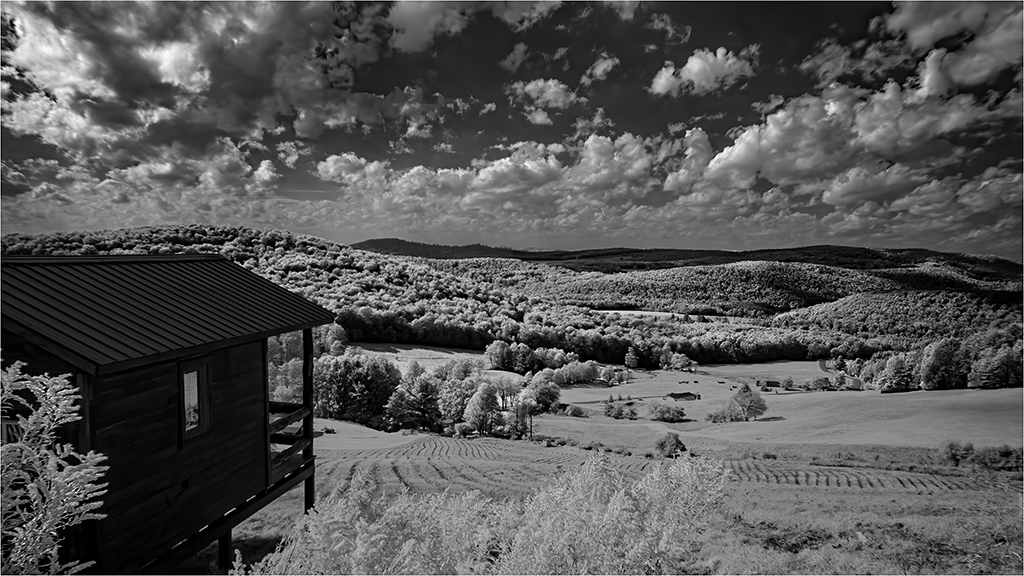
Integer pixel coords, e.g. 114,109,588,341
176,347,1022,574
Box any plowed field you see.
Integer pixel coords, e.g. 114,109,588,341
315,436,980,499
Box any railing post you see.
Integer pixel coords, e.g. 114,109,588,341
302,328,315,511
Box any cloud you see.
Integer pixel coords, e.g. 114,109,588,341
507,78,581,109
799,38,915,87
649,46,759,96
525,109,553,125
580,53,620,86
276,141,312,168
480,102,497,115
885,1,993,50
820,162,927,207
646,13,691,46
388,2,562,52
501,42,530,72
602,1,641,21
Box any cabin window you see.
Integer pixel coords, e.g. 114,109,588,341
180,358,210,442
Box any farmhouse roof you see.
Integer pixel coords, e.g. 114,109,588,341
2,254,335,375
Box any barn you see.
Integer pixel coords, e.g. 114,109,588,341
1,254,336,573
664,392,700,401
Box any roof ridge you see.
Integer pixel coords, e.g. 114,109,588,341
2,254,227,264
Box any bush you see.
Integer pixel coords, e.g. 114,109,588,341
654,432,687,458
650,402,687,423
238,456,729,575
566,405,588,418
970,445,1023,472
2,362,108,575
944,441,975,467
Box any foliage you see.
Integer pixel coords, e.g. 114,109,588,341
730,383,768,421
919,338,967,390
705,402,745,423
3,225,1018,374
967,344,1023,389
236,455,729,575
564,405,589,418
385,371,442,432
650,402,687,423
523,378,560,413
624,346,639,368
604,403,638,420
878,355,916,393
463,383,499,434
313,353,401,428
437,377,480,425
654,432,687,458
1,362,107,575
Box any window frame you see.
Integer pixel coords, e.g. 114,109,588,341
179,356,211,444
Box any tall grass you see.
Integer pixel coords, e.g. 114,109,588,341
233,455,729,575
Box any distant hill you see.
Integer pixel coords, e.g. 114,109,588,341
352,238,1022,282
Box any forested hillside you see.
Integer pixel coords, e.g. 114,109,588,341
2,226,1021,381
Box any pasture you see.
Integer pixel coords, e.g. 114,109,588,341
177,349,1022,573
351,342,485,374
182,423,1022,574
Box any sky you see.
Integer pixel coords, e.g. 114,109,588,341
1,1,1022,259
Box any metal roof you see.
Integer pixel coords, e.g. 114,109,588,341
2,254,336,375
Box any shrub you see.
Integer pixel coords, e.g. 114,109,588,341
650,402,687,423
2,362,108,575
565,405,588,418
944,441,976,467
970,445,1023,472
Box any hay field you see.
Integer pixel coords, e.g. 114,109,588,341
559,367,1022,447
350,343,485,374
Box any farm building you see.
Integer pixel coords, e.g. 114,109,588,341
664,392,700,401
1,254,336,573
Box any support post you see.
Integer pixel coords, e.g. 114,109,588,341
302,328,315,511
218,531,232,570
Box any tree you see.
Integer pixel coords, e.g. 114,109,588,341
2,362,108,574
878,354,915,393
484,340,512,371
968,346,1022,389
463,383,499,435
525,379,560,413
730,383,768,421
437,377,479,424
654,432,687,457
650,402,687,423
920,338,966,390
624,347,639,369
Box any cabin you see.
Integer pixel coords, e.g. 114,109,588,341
1,255,336,574
664,392,700,401
764,380,781,388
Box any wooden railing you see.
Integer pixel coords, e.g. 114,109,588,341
268,402,312,484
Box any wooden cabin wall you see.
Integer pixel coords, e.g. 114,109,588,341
90,340,268,574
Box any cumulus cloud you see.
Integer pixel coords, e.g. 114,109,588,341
880,2,1024,93
501,42,530,72
649,46,759,96
525,109,553,125
507,78,581,109
580,53,621,86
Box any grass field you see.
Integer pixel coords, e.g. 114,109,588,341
175,348,1022,574
181,425,1022,574
351,343,485,374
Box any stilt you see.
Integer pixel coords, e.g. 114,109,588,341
218,530,232,570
